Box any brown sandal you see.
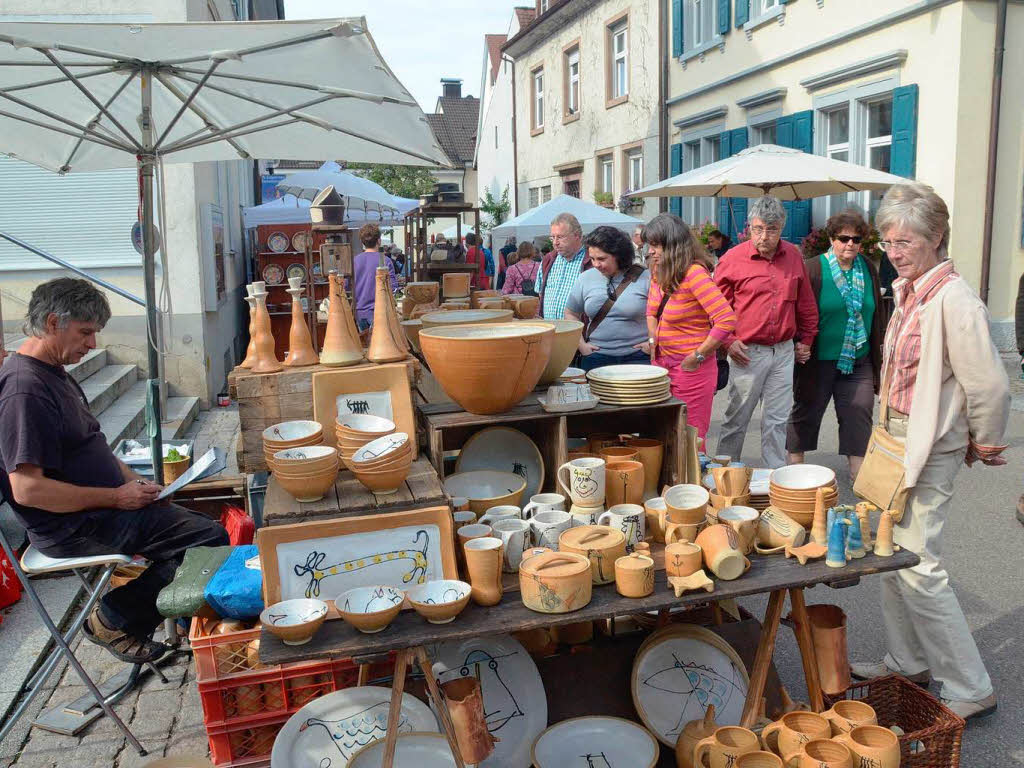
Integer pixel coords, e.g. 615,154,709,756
83,612,167,664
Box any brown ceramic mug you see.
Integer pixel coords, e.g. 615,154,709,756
735,752,784,768
831,725,899,768
780,739,852,768
664,541,702,578
822,700,877,736
599,445,639,463
761,711,832,758
604,460,645,507
694,726,760,768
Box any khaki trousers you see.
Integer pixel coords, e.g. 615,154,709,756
879,415,993,702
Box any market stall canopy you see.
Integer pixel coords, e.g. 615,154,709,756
0,17,451,172
491,194,642,240
631,144,906,200
242,195,410,228
275,160,398,212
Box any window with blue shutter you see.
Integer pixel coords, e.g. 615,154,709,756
718,128,748,241
773,111,812,243
670,143,683,217
890,84,918,178
672,0,684,57
718,0,731,35
735,0,749,27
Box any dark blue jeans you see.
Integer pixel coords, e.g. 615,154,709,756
578,348,650,371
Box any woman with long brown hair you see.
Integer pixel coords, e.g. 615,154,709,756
646,214,735,438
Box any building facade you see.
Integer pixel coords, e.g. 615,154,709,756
665,0,1024,346
426,78,480,229
503,0,662,221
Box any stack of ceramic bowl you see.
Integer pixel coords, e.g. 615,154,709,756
586,364,672,405
768,464,839,528
349,432,414,494
335,414,397,469
270,445,340,502
262,420,323,465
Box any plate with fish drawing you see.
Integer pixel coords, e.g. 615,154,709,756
271,685,439,768
631,624,749,746
454,427,544,502
429,634,546,768
532,716,658,768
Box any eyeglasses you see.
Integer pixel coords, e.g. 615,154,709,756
878,240,913,253
835,235,863,244
749,226,781,236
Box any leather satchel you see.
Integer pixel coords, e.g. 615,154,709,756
853,361,909,516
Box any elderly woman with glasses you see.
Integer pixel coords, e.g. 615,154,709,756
787,209,884,479
848,183,1008,722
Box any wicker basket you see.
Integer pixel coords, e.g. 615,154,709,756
824,675,965,768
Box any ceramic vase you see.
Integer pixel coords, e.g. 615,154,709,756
875,510,895,556
604,460,645,508
675,704,717,768
855,503,874,553
811,487,828,546
250,290,283,373
805,604,850,696
441,677,497,764
626,438,664,500
845,507,865,558
283,278,318,367
825,513,849,568
464,536,504,606
368,266,410,363
240,284,257,368
320,271,363,367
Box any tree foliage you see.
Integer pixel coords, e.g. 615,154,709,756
480,185,511,227
347,163,436,200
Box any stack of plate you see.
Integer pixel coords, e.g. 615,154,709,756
768,464,839,528
586,364,671,405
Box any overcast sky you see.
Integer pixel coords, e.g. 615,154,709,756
283,0,521,111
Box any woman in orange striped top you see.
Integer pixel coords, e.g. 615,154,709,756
646,214,736,438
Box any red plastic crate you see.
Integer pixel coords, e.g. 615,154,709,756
190,616,265,682
207,713,286,766
199,660,335,723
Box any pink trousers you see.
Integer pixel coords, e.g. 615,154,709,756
655,353,718,439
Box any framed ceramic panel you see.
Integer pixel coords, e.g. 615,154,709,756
257,506,455,605
312,363,417,458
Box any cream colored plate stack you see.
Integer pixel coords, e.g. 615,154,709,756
586,364,672,405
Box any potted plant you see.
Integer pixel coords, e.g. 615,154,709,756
618,192,644,213
594,191,614,208
163,446,191,483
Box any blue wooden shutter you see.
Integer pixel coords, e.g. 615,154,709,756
890,84,919,178
718,0,731,35
672,0,684,58
670,143,683,217
773,115,796,241
735,0,749,27
728,128,748,241
789,110,814,243
718,131,732,236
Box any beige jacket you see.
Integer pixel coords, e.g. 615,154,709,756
890,276,1009,487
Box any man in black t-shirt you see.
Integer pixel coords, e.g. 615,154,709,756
0,279,227,663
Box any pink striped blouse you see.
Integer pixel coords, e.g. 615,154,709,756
648,264,736,358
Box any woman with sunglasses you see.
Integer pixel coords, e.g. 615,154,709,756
786,209,883,479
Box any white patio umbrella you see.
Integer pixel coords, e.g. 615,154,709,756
275,160,399,219
0,18,448,487
242,195,410,228
491,193,643,240
631,144,906,200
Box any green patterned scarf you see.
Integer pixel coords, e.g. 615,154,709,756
825,248,867,374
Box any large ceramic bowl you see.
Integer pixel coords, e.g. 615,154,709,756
770,464,836,491
443,470,528,516
419,323,554,414
336,413,396,436
262,420,323,446
269,445,338,474
518,318,584,385
259,598,328,646
348,733,456,768
275,464,339,502
532,716,659,768
335,586,405,634
419,308,513,329
405,580,471,624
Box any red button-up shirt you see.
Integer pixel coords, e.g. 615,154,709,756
714,239,818,347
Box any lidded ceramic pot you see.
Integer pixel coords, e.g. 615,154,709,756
518,550,592,614
558,524,627,585
614,552,655,598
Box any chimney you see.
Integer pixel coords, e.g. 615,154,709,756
441,78,463,99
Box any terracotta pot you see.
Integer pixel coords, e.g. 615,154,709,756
675,705,717,768
600,446,639,463
442,271,471,299
605,460,645,508
517,319,584,385
283,282,318,367
250,291,283,373
519,550,592,613
694,726,760,768
805,604,850,696
761,712,832,758
441,677,497,764
240,287,257,368
557,457,606,506
558,524,627,585
756,507,807,554
695,524,751,581
419,323,553,414
664,484,710,525
822,700,877,736
831,725,899,768
779,739,852,768
321,272,364,367
717,506,760,555
406,281,440,304
664,541,702,578
614,552,655,598
625,438,664,499
464,536,504,606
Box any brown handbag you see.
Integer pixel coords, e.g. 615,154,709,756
582,264,645,342
853,359,909,517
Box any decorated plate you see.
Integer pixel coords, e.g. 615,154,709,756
271,686,439,768
429,634,546,768
312,261,324,278
631,624,749,746
455,426,544,502
292,230,312,252
262,263,285,285
286,262,307,283
348,733,455,768
587,364,669,384
267,231,290,253
532,716,658,768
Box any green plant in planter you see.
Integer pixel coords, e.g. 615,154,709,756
593,190,614,206
697,221,717,247
166,447,184,463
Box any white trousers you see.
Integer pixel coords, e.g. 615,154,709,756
880,416,993,702
717,341,794,469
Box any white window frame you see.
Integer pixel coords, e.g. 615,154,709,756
567,47,580,115
627,150,643,192
748,107,782,146
745,0,785,32
678,123,723,227
529,187,540,209
531,68,544,131
541,185,553,203
599,155,614,196
612,21,628,100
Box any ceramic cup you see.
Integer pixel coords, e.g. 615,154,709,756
604,460,645,508
491,518,532,573
695,524,751,580
451,496,471,512
457,523,493,551
717,506,760,555
522,493,567,519
713,454,732,466
831,725,899,768
625,437,664,499
452,510,477,536
665,519,705,544
664,541,703,578
477,505,522,527
822,700,877,736
756,507,808,553
599,445,639,463
664,483,711,525
529,509,572,550
761,711,832,759
597,503,646,553
734,751,784,768
780,739,852,768
557,457,606,506
644,497,668,543
568,503,603,527
694,726,760,768
463,536,504,606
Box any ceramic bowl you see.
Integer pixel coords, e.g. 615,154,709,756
351,462,412,494
443,470,528,516
345,441,413,472
518,319,585,386
419,323,555,414
348,733,457,768
352,433,410,464
769,464,837,491
401,319,423,352
275,464,339,502
335,586,405,633
270,445,339,474
263,420,323,447
259,598,328,646
664,484,711,524
419,308,513,329
336,413,397,436
405,580,472,624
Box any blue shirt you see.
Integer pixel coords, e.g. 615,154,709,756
538,246,586,320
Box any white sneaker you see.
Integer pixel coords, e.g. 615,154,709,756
849,660,931,686
942,694,997,721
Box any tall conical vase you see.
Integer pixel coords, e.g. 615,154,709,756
250,291,283,373
320,272,363,367
239,284,258,369
283,278,318,367
367,267,410,363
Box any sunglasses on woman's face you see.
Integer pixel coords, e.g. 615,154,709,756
835,235,863,244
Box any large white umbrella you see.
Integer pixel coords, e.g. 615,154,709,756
491,193,643,240
0,18,448,489
631,144,906,200
242,195,410,228
275,160,398,215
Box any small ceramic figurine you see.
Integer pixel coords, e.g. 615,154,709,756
855,502,874,553
826,517,850,568
784,541,828,565
811,487,828,546
874,510,898,557
845,506,865,559
667,570,714,597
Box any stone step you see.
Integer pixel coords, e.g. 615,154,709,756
64,347,107,383
162,396,201,439
98,379,148,448
79,363,138,417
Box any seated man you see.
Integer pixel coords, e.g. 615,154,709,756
0,278,228,663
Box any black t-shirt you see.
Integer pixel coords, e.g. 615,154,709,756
0,353,124,549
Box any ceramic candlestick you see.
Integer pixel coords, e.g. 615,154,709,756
367,266,410,363
855,502,874,553
845,507,865,559
240,284,257,368
826,518,849,568
874,511,896,557
250,289,283,373
283,277,318,367
811,487,828,546
320,271,364,367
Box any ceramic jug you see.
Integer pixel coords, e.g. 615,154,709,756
831,725,899,768
598,503,646,553
557,457,606,506
780,739,852,768
675,705,716,768
604,460,645,507
761,711,832,758
464,536,504,606
695,524,751,580
693,726,760,768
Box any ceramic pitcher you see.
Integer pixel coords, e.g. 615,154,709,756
557,457,606,506
604,460,645,507
597,503,646,553
694,726,760,768
491,519,531,573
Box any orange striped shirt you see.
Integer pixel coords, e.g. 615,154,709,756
648,265,736,358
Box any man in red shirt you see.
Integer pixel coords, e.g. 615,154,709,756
714,196,818,468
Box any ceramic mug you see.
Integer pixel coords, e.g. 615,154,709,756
761,711,832,759
717,506,760,555
831,725,899,768
664,483,711,525
822,700,877,736
457,523,493,552
599,445,639,463
568,503,603,527
529,510,572,550
625,437,664,499
522,493,566,519
452,510,477,534
557,457,606,506
665,519,705,544
597,503,646,553
478,505,522,527
735,751,784,768
664,541,702,578
694,726,760,768
644,497,667,543
756,507,808,554
491,518,532,573
451,496,471,512
695,524,751,580
604,460,645,508
780,739,852,768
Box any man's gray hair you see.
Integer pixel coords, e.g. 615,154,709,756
25,277,111,337
550,212,582,236
748,195,787,228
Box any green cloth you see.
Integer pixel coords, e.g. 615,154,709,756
815,253,875,362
